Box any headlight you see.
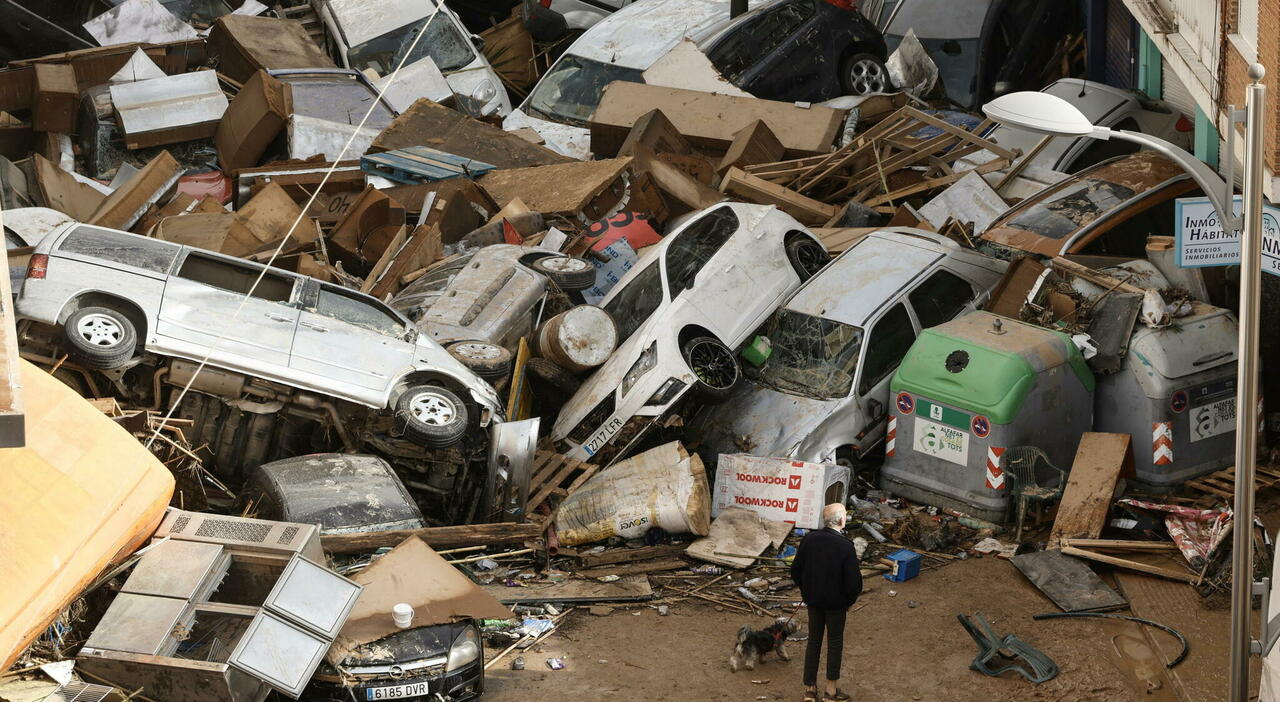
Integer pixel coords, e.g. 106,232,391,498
645,378,686,406
472,79,497,103
621,342,658,397
446,626,480,672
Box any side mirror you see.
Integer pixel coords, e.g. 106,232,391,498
867,398,885,421
472,34,486,52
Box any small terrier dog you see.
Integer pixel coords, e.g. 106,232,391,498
729,617,798,671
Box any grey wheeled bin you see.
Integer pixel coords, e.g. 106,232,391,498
880,311,1095,523
1095,303,1240,491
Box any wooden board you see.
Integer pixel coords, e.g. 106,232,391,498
371,98,570,169
577,558,688,578
1060,546,1197,583
321,521,543,555
1011,549,1127,612
482,575,654,604
720,167,837,225
811,227,876,253
479,158,632,217
1050,432,1133,546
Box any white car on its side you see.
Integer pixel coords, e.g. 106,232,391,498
314,0,511,117
551,203,830,463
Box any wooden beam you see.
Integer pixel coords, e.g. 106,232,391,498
321,521,543,555
1060,546,1197,583
720,167,837,225
862,158,1009,207
1061,539,1179,551
577,558,688,578
0,240,24,447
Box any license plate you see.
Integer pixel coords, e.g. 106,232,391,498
366,681,430,700
582,416,624,456
1190,397,1235,442
913,417,968,466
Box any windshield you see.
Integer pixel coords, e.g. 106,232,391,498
162,0,233,25
348,13,475,75
526,55,645,127
1003,179,1136,239
746,309,864,400
603,262,664,348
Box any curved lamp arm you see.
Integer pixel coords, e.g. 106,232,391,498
1095,127,1238,232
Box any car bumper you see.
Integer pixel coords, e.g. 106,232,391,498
310,661,483,702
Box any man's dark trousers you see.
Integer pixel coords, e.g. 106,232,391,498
790,526,862,687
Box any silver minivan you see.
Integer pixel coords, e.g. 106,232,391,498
691,228,1006,469
16,223,504,449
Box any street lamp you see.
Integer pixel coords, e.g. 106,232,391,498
983,68,1266,702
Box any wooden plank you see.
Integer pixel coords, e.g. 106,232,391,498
565,462,602,493
0,243,22,447
1050,433,1133,546
578,544,688,568
527,458,584,510
1061,539,1179,551
1060,546,1197,583
482,575,653,604
530,452,568,489
577,558,688,578
902,107,1016,160
321,521,542,555
719,167,837,225
862,157,1009,207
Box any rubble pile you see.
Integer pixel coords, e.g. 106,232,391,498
0,1,1273,700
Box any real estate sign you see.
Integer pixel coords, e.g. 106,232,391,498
1175,195,1280,277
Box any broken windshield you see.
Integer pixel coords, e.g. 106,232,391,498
603,262,664,348
1002,178,1136,239
348,13,474,76
746,309,863,400
525,55,645,127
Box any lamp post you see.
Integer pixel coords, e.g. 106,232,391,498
983,67,1267,702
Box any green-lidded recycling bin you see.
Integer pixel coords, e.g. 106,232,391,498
880,311,1095,523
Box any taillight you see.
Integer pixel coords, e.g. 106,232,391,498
26,253,47,279
539,0,551,7
1175,114,1194,132
822,0,856,8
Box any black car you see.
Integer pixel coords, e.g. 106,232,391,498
246,454,485,702
703,0,890,102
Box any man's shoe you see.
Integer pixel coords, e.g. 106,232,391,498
823,689,851,701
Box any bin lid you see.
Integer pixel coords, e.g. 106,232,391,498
1129,304,1237,380
890,311,1093,424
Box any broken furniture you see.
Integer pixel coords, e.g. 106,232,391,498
109,70,229,150
77,509,361,701
1000,447,1066,542
881,311,1094,523
957,612,1059,683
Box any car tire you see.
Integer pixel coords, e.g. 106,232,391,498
681,336,739,404
531,255,597,291
525,357,581,395
785,236,831,280
841,53,890,96
395,384,470,448
446,341,513,381
63,306,138,370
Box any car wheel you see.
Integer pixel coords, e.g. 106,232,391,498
841,53,890,96
63,306,138,370
681,336,739,404
525,357,581,395
785,236,831,280
446,341,514,381
395,384,470,448
531,255,598,292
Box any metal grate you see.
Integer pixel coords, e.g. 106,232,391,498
567,393,617,444
170,514,191,533
194,518,272,543
53,682,118,702
277,525,299,545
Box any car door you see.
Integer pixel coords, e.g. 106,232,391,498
663,207,750,341
852,303,918,449
290,281,415,401
156,250,301,372
707,0,822,101
905,266,981,332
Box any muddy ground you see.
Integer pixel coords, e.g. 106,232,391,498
481,553,1257,702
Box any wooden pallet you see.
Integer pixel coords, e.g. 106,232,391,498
276,3,327,48
526,450,600,514
1185,464,1280,501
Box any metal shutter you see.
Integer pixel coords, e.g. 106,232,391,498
1105,0,1136,89
1162,60,1198,119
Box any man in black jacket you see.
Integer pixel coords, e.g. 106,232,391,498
790,503,861,702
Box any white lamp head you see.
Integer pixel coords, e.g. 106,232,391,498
982,91,1098,137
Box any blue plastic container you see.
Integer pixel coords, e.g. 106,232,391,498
883,549,923,582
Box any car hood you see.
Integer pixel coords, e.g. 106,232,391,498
503,109,591,160
338,622,461,666
700,381,842,461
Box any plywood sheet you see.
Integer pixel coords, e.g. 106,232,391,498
1050,433,1133,546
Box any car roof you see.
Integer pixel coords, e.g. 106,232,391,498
783,228,953,326
885,0,990,39
982,151,1191,254
984,79,1139,167
567,0,761,68
324,0,441,48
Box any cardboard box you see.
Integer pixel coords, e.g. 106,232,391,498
111,70,229,149
207,15,335,84
216,70,288,172
711,454,850,529
590,82,844,158
32,64,77,134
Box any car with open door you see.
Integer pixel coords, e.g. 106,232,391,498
690,228,1006,476
551,202,830,464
